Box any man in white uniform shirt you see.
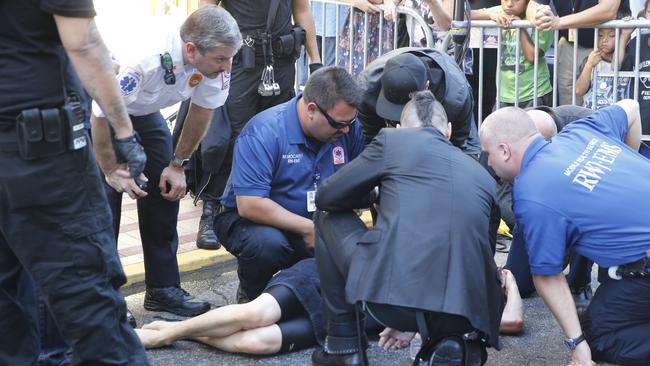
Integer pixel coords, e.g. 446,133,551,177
91,5,242,317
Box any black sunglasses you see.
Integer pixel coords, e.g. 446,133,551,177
315,103,357,130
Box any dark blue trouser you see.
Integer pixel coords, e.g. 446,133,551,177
581,275,650,365
505,227,593,297
18,272,70,366
104,112,180,288
0,130,149,366
214,210,312,299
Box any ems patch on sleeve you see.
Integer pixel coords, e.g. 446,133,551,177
188,73,203,88
333,146,345,165
221,70,231,90
118,68,142,97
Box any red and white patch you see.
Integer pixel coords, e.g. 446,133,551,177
332,146,345,165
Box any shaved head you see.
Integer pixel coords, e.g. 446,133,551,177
527,109,557,139
480,107,538,148
480,107,539,182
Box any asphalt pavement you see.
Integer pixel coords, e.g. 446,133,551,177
125,250,617,366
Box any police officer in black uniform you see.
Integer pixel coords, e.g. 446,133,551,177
0,1,149,365
193,0,322,250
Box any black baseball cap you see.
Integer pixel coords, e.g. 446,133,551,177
376,53,428,122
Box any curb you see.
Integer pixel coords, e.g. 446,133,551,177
123,247,235,287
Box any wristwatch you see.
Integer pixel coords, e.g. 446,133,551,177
170,155,189,168
563,334,586,350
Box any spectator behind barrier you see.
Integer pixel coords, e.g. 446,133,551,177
472,0,554,108
575,23,631,109
526,0,630,106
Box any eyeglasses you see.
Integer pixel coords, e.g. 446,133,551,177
315,103,357,130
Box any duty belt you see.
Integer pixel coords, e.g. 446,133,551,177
608,249,650,280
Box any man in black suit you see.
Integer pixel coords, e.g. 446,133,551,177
311,91,504,366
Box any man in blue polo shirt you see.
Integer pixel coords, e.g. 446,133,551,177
214,66,365,303
480,99,650,366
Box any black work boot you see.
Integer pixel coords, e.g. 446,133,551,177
571,284,593,320
196,200,220,250
144,286,211,317
126,310,137,328
312,335,368,366
428,336,485,366
236,284,251,304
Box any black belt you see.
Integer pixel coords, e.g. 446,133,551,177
608,250,650,280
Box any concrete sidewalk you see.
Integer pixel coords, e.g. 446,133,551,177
117,194,234,287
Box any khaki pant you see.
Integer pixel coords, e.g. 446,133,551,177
557,37,592,106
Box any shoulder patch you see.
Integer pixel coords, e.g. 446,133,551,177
118,68,142,97
188,73,203,88
221,70,231,90
333,146,345,165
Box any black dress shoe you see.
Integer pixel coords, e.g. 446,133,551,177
196,201,221,250
312,348,368,366
144,286,210,317
126,310,137,328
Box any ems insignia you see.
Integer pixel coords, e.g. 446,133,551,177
118,69,141,97
333,146,345,165
221,70,231,90
189,73,203,88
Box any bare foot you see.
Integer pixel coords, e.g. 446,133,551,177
142,320,173,331
135,328,173,349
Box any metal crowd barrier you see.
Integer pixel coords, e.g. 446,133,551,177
297,0,435,89
468,19,650,139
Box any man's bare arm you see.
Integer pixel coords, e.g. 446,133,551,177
615,99,641,150
174,103,214,159
293,0,322,64
533,274,594,365
53,15,133,139
91,115,147,198
424,0,454,31
91,115,118,173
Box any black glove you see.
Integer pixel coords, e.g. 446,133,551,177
112,132,147,179
309,63,324,75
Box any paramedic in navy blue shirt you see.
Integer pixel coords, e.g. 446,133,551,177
480,100,650,365
215,67,365,303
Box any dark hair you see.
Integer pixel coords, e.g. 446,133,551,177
303,67,362,110
405,90,447,130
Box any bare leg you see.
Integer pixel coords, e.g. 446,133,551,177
136,293,282,348
193,324,283,355
499,269,524,334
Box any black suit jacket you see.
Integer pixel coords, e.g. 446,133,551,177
316,128,503,348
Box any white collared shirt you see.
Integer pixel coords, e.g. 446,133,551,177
92,29,230,117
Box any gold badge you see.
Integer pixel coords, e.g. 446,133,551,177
188,73,203,88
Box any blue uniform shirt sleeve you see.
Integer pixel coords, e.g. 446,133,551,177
515,199,574,275
231,133,277,198
348,122,366,160
568,105,628,142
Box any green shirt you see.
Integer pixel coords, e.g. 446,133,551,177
486,6,553,103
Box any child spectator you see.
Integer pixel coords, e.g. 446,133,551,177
576,27,631,110
622,0,650,158
472,0,553,108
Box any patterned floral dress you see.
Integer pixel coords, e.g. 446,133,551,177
337,8,396,76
